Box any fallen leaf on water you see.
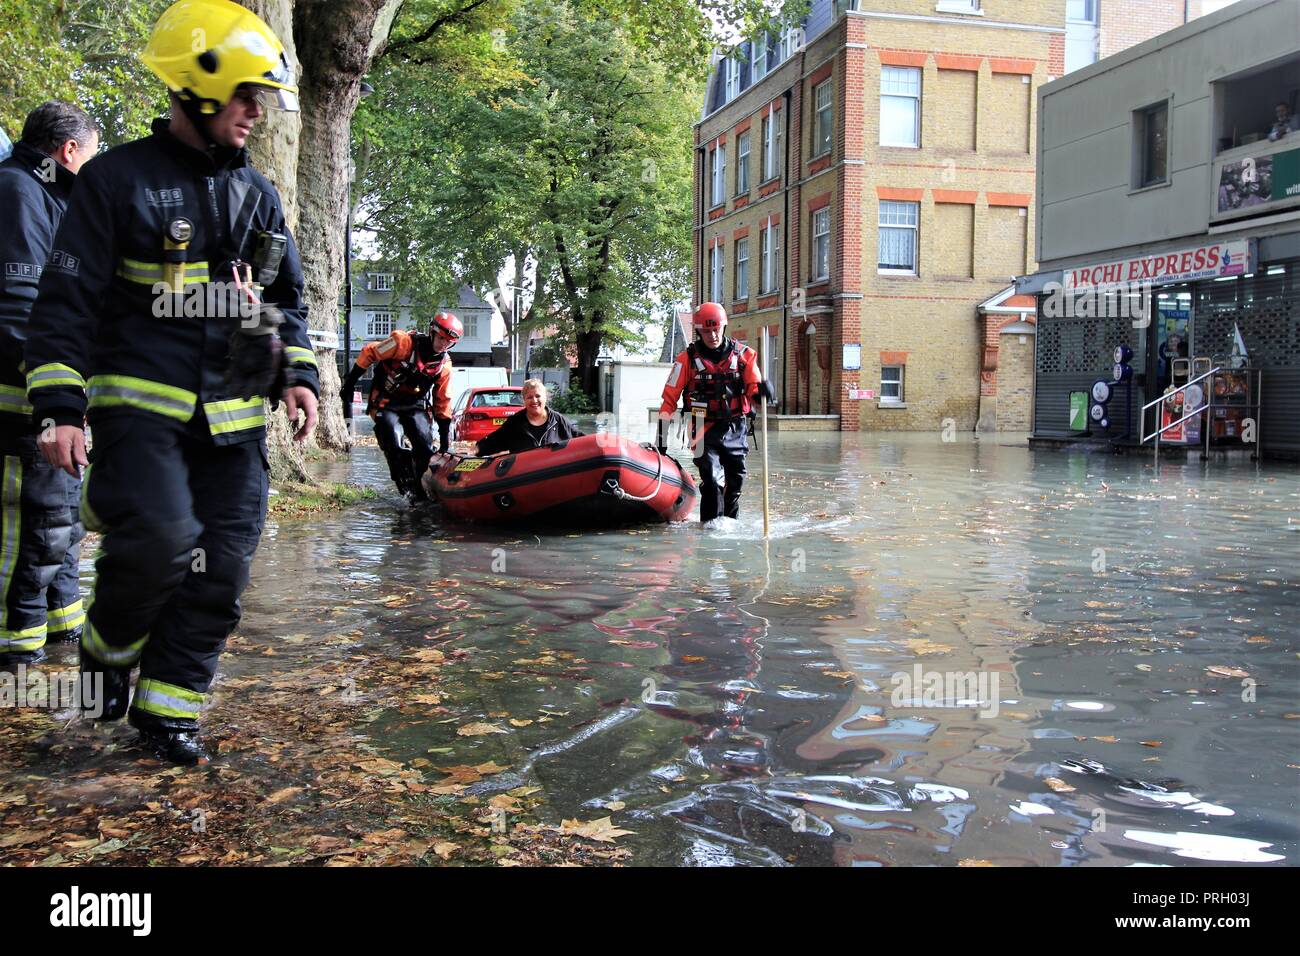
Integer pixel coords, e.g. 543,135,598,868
1093,736,1119,743
1140,740,1163,748
900,638,951,656
822,671,855,680
457,722,507,737
558,817,635,843
1044,777,1075,793
1205,665,1249,679
509,719,534,727
958,859,995,867
605,801,626,811
432,842,458,860
266,787,302,805
1135,664,1152,672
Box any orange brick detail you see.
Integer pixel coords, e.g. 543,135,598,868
708,206,726,221
757,294,780,309
759,180,781,198
732,225,749,239
808,192,832,212
877,186,924,201
933,189,978,204
989,58,1036,75
934,53,982,72
809,62,833,86
734,194,750,210
877,50,928,67
807,155,833,175
987,192,1031,207
735,117,752,135
880,351,908,366
731,301,750,314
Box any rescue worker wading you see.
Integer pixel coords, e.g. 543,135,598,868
658,302,774,523
0,102,100,665
25,0,320,764
339,312,461,502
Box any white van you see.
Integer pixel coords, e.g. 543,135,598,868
449,366,509,409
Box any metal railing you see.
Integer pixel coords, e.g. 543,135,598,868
1140,365,1220,466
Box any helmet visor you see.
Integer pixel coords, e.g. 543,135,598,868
249,85,299,112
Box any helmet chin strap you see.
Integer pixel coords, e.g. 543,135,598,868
175,93,240,163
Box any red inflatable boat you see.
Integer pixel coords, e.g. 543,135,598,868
422,434,697,524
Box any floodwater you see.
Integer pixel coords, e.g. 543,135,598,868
7,424,1298,866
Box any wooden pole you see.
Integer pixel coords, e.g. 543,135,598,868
759,335,770,538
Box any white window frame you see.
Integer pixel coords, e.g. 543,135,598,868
736,130,751,195
813,80,833,157
366,310,394,336
812,208,830,281
780,26,802,61
710,144,726,207
461,314,479,339
710,243,725,302
760,220,781,294
877,200,919,275
881,365,904,404
368,273,393,292
880,66,921,148
1066,0,1097,23
761,111,779,182
734,237,750,300
752,37,768,81
936,0,982,14
724,55,740,102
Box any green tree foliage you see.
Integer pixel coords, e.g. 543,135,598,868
0,0,169,144
360,0,703,392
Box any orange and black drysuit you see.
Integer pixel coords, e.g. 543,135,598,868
23,119,319,727
342,329,452,496
659,337,764,522
0,142,85,659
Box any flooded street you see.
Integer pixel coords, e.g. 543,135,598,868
4,427,1297,866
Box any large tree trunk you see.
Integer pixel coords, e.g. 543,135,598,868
576,325,602,397
239,0,403,472
242,0,311,482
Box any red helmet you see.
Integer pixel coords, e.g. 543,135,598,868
431,311,463,343
693,302,727,333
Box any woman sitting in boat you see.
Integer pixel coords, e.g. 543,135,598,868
474,379,584,455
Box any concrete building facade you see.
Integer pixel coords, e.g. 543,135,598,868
1020,0,1300,457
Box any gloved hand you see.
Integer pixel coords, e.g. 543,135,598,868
755,380,776,404
436,417,451,455
340,367,361,418
226,304,284,400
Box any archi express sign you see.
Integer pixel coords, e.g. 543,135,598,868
1063,239,1252,292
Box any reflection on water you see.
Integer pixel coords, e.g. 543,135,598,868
32,424,1300,865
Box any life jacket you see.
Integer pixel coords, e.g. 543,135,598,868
370,337,449,411
686,340,751,422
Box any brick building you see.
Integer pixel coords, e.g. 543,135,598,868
693,0,1242,432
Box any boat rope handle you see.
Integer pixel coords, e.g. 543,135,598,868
604,450,665,502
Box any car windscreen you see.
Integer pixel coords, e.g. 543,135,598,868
471,390,523,408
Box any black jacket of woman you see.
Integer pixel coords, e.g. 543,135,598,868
476,408,584,456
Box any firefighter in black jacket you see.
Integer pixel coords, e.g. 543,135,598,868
0,103,99,665
25,0,319,764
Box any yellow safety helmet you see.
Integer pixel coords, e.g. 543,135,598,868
143,0,299,115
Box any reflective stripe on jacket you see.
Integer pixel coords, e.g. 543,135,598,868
24,119,320,445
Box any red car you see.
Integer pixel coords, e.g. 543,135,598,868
450,386,525,443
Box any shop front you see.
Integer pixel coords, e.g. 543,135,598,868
1025,235,1300,458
